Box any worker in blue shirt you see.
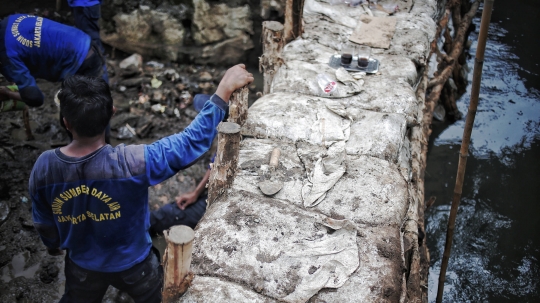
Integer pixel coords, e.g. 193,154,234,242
0,14,110,142
29,64,253,302
0,14,108,107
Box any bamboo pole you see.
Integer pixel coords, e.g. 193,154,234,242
162,225,195,302
436,1,494,302
260,21,285,95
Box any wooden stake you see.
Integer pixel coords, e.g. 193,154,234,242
22,108,34,141
260,21,285,95
283,0,305,43
207,122,241,205
227,87,249,126
162,225,195,302
436,1,494,302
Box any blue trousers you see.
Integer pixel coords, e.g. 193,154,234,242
149,195,207,234
72,5,104,54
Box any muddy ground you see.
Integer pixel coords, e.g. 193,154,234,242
0,48,260,302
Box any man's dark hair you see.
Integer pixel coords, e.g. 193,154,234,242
59,75,113,138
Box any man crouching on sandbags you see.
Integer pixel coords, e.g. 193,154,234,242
28,64,253,303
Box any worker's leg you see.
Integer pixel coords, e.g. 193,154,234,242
111,248,163,303
72,5,104,54
149,195,207,234
59,255,109,303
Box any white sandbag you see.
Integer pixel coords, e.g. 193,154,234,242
271,60,363,98
301,19,353,51
321,76,419,125
315,225,405,302
398,135,412,181
302,141,346,207
345,112,407,162
232,140,408,227
282,38,337,65
233,138,305,202
192,190,359,302
243,93,350,146
317,155,409,226
303,0,365,29
388,15,437,62
179,276,277,303
373,54,418,86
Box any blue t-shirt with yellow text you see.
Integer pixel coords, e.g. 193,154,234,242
0,14,90,91
29,95,228,272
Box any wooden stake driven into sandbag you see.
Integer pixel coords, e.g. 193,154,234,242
227,86,249,126
260,21,285,95
162,225,195,302
283,0,305,43
207,122,241,205
207,87,248,205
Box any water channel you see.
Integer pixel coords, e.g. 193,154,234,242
426,1,540,302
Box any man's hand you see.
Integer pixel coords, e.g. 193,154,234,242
215,64,254,102
175,192,199,210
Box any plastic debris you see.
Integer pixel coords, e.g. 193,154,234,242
117,124,135,139
316,73,338,96
119,53,143,70
151,104,166,113
138,94,150,104
302,142,346,207
151,76,163,88
146,61,165,69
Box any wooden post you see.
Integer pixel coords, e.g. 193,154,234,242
207,122,241,205
283,0,305,43
227,87,249,126
436,0,494,302
162,225,195,302
260,21,285,95
56,0,62,12
22,108,34,141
